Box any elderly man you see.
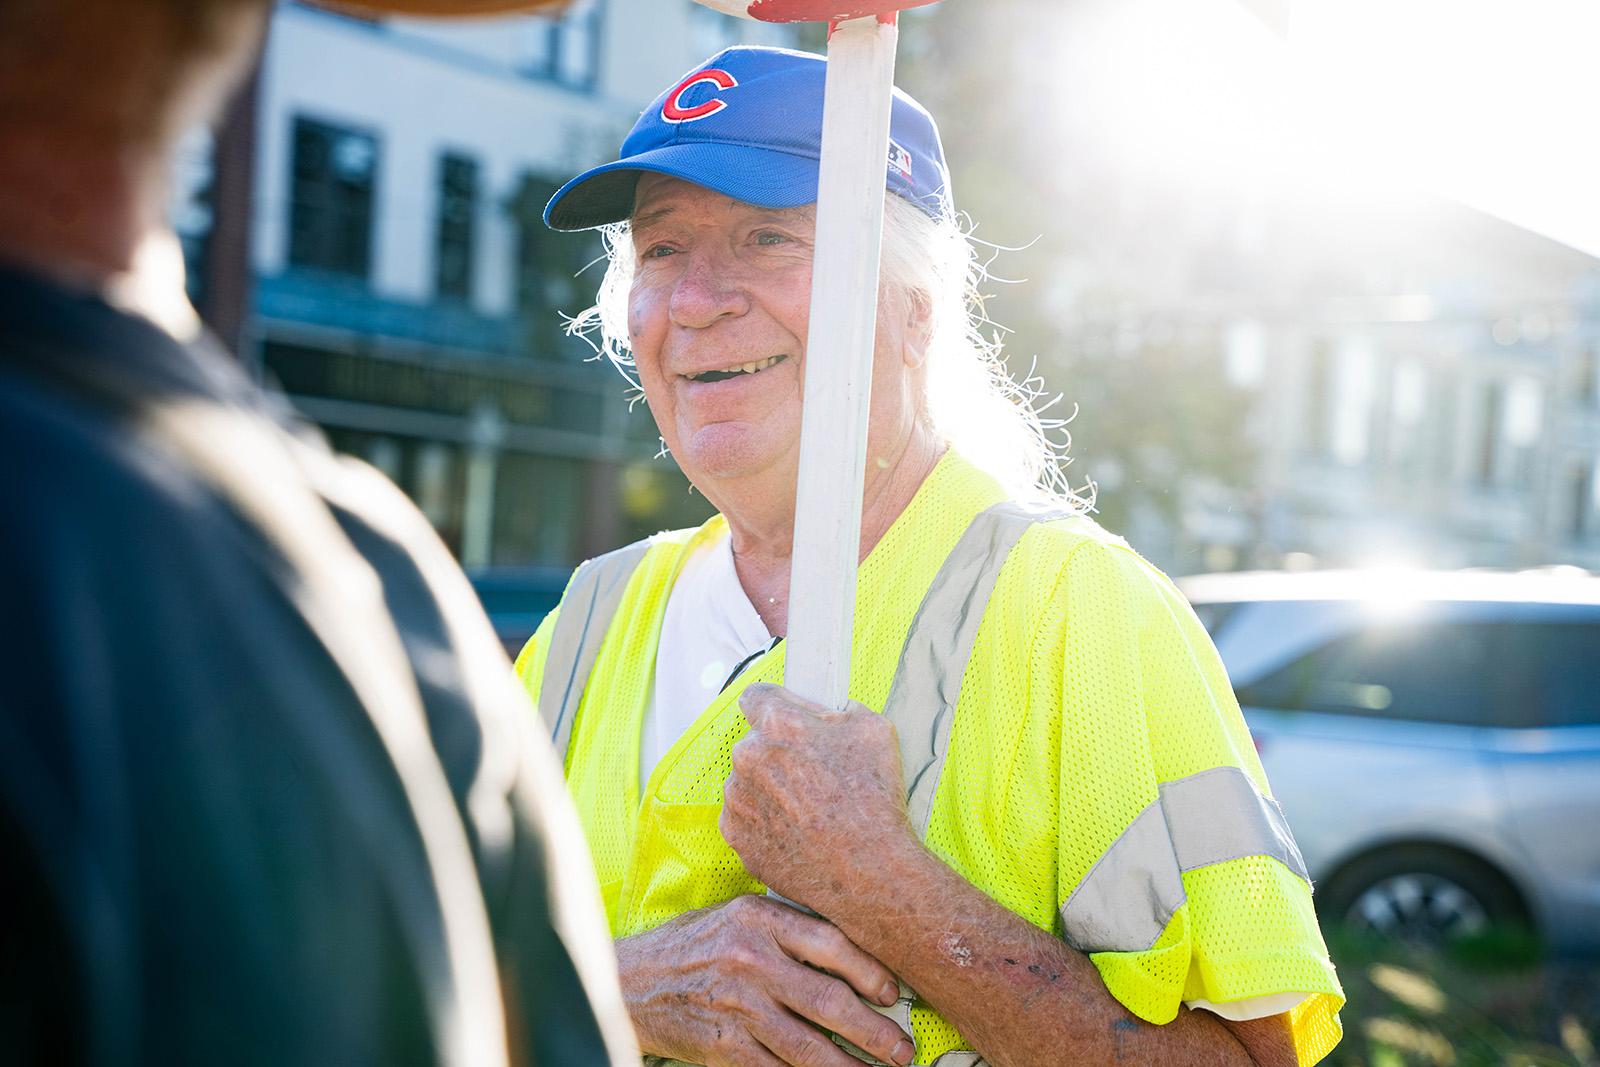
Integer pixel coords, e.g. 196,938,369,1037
518,46,1343,1067
0,0,635,1064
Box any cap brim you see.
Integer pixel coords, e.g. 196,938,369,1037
544,143,821,231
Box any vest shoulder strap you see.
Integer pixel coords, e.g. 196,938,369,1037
539,540,653,766
884,501,1074,837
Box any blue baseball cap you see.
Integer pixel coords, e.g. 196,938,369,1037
543,45,952,231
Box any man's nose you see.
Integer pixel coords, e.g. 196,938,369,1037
668,251,749,329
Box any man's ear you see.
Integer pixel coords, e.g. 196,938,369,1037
901,288,934,369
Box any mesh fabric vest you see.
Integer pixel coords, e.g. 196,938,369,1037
517,452,1344,1065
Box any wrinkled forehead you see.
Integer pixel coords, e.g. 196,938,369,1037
629,174,816,232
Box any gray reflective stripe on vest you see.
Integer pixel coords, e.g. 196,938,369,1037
883,500,1072,836
1059,765,1312,954
539,541,651,765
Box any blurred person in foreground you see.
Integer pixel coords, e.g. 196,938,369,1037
518,46,1345,1067
0,0,637,1064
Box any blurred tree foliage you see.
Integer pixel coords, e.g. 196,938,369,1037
1324,929,1600,1067
870,1,1260,548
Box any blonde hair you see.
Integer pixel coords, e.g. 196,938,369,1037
565,191,1087,508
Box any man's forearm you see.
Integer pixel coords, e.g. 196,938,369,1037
817,836,1286,1067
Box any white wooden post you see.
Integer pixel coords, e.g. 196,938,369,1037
783,15,900,711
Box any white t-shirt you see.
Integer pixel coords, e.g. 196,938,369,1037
638,528,1303,1024
639,531,773,793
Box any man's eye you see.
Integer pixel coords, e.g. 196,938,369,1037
754,231,789,246
642,244,678,259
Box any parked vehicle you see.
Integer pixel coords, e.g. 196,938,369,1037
467,565,572,659
1178,568,1600,955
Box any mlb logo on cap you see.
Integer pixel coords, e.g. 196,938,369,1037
543,45,952,231
887,139,913,180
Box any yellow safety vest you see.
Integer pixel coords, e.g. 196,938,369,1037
517,452,1344,1066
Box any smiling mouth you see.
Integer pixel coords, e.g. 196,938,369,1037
683,354,788,383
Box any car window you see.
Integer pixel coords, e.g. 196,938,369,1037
1498,622,1600,728
1189,601,1239,639
1235,618,1505,727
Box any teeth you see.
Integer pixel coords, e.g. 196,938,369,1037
688,355,783,381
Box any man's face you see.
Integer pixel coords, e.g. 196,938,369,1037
626,174,922,494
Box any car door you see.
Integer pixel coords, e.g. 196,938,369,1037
1478,607,1600,953
1214,600,1510,885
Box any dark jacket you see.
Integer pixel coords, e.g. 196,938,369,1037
0,265,630,1066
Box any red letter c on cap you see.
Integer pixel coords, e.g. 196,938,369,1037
662,69,738,124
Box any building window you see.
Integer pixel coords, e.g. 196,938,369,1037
519,0,603,91
1307,336,1375,465
1387,359,1427,474
1503,377,1543,485
289,117,378,279
1330,337,1376,466
1577,346,1600,408
435,152,479,303
1571,459,1598,542
1432,382,1458,483
493,453,583,565
1223,318,1265,390
1474,377,1543,489
1476,380,1503,486
323,429,464,555
1304,340,1332,456
507,172,603,358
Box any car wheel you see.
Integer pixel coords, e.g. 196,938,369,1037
1318,847,1529,945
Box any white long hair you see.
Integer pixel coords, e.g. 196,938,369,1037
564,191,1087,509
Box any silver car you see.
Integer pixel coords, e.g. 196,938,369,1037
1177,568,1600,955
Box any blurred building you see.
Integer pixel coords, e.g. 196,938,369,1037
1241,200,1600,575
169,0,1600,578
1059,193,1600,575
891,0,1600,578
177,0,791,567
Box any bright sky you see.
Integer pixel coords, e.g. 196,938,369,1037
1286,0,1600,260
1053,0,1600,260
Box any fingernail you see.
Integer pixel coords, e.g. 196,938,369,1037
892,1038,915,1066
878,980,899,1006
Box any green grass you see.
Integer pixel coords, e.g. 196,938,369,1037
1324,928,1600,1067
